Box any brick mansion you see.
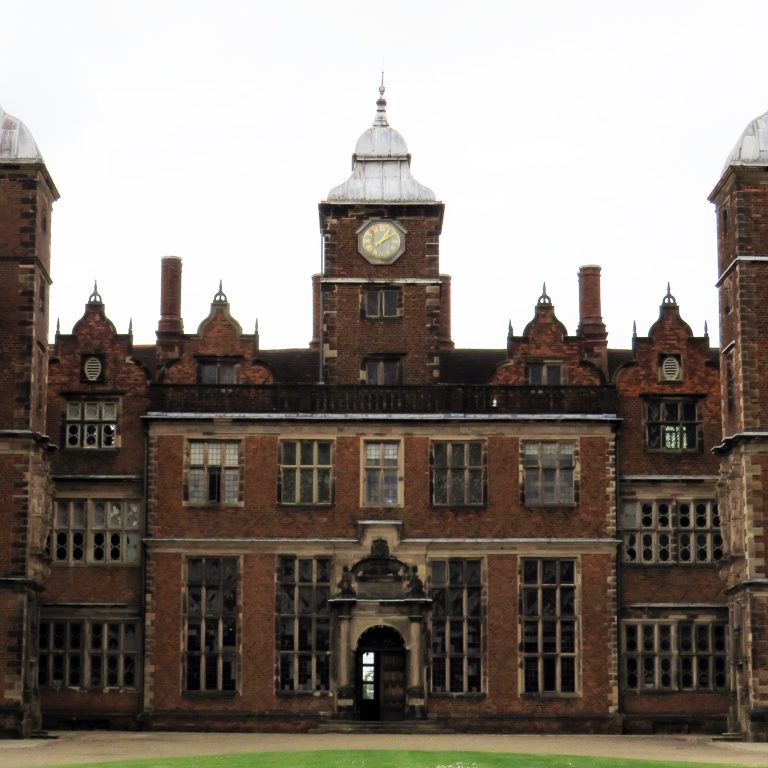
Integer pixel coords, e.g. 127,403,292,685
1,88,768,739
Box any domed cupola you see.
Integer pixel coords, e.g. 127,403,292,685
0,104,43,161
721,107,768,174
327,82,436,203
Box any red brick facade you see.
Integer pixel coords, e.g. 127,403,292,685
1,96,766,739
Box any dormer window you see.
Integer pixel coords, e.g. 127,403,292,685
198,358,238,385
526,361,564,386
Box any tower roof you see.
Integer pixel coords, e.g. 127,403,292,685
722,107,768,173
326,82,436,203
0,104,43,161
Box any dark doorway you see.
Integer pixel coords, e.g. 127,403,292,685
356,625,406,721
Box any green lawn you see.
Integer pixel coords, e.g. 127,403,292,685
46,750,749,768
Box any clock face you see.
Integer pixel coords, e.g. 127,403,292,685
358,220,406,264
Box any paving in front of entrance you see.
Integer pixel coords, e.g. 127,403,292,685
1,732,768,768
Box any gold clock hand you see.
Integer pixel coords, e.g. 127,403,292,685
375,230,395,246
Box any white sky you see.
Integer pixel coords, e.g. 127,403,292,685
2,1,766,352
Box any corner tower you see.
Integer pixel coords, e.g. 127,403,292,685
710,107,768,741
314,83,451,385
0,105,59,734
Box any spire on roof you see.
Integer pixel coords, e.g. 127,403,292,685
88,281,102,304
662,282,677,307
537,282,552,306
213,280,228,304
374,72,388,127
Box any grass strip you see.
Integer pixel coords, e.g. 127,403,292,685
44,748,751,768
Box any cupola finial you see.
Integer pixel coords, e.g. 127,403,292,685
537,282,552,306
374,73,388,128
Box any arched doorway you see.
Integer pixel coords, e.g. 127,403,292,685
356,625,405,721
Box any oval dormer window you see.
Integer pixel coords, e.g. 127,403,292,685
661,355,681,382
83,356,103,382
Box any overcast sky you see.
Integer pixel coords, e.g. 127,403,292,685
2,1,767,352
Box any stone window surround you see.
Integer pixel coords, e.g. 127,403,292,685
430,440,487,507
50,497,141,565
64,398,119,450
276,556,331,693
361,285,403,319
278,439,334,506
525,360,566,386
622,616,728,693
361,438,404,507
621,498,723,565
38,613,140,692
428,558,483,695
519,557,579,696
643,396,702,452
183,556,239,694
185,440,243,506
521,440,578,508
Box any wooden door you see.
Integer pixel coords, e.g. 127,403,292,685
379,650,405,721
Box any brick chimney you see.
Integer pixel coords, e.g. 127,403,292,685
577,265,608,375
438,274,454,350
157,255,184,360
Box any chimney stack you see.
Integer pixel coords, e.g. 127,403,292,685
157,256,183,361
159,256,183,335
438,274,454,350
577,265,608,373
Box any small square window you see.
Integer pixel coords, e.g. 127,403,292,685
527,362,564,385
279,440,333,505
186,441,242,505
362,287,402,319
65,400,118,449
198,359,238,384
645,398,700,451
363,357,402,385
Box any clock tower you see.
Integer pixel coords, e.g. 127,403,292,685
314,84,452,385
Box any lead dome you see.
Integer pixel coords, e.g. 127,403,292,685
0,105,43,161
722,107,768,174
326,84,435,203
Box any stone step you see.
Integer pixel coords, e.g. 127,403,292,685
309,720,455,734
